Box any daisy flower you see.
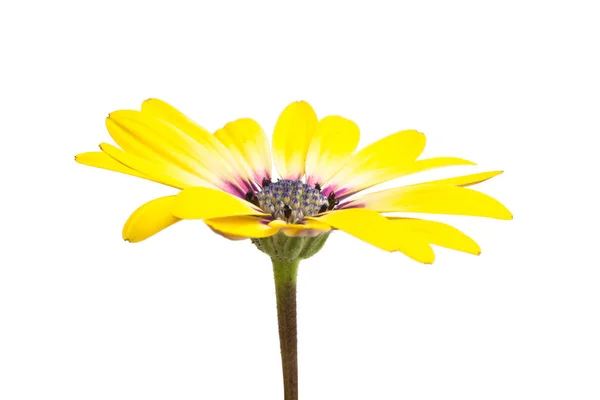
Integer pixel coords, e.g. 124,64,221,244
76,99,511,399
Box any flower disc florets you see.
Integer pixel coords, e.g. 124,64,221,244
247,179,329,223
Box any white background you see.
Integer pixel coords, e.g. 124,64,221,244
1,1,599,399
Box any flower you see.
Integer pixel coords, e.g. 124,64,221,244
76,98,512,399
76,98,511,264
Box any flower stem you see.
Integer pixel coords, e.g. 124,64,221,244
272,258,300,400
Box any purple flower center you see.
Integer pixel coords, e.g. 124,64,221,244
247,179,331,223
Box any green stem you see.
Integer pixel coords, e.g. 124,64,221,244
272,258,300,400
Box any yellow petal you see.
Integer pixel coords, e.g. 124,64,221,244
215,118,272,183
346,184,513,220
107,110,244,192
386,223,436,264
122,196,180,243
110,110,210,163
140,98,242,173
388,218,481,255
268,219,332,237
327,155,475,199
323,130,426,196
305,116,360,187
75,151,147,180
310,209,434,263
308,209,396,251
394,157,477,179
100,143,209,189
205,216,279,239
417,170,503,187
172,187,265,220
206,228,248,241
272,101,318,180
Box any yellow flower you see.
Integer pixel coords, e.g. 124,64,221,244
76,98,512,398
76,98,511,264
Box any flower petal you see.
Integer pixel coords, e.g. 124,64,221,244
309,209,434,263
122,196,180,243
215,118,272,184
268,219,332,237
172,187,265,220
107,110,247,194
346,184,513,220
75,151,147,180
141,98,251,188
305,116,360,187
322,130,426,196
106,112,206,170
417,170,503,187
140,98,235,162
387,224,436,264
272,101,318,180
100,143,210,189
388,218,481,255
308,209,396,251
327,155,475,199
205,216,279,239
207,229,248,241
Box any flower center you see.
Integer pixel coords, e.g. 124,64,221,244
246,179,337,223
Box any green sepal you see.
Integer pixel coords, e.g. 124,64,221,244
251,232,330,263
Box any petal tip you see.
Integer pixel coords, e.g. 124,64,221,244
122,232,136,243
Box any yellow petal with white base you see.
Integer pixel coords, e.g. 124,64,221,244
272,101,318,180
140,98,241,171
323,130,425,195
107,111,243,191
100,143,210,189
328,156,476,199
216,118,272,183
305,116,360,187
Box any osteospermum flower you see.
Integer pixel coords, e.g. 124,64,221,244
76,99,511,399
